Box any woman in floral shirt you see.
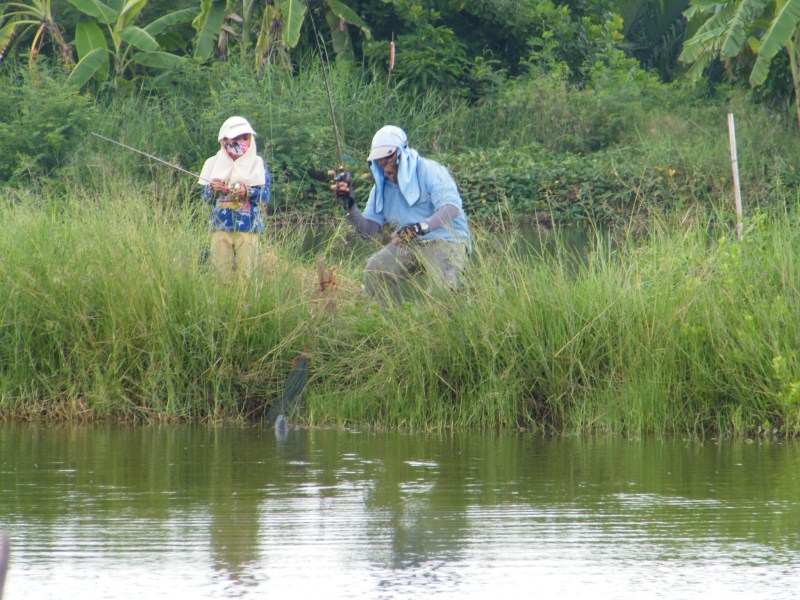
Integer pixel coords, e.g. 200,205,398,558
198,116,271,278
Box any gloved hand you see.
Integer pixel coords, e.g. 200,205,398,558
333,170,356,210
392,222,428,245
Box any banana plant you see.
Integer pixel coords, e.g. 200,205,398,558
65,0,197,88
0,0,74,72
613,0,691,81
679,0,800,127
192,0,370,65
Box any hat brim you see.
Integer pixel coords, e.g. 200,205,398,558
367,146,396,162
218,119,257,141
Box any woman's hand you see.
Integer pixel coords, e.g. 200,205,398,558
210,178,229,194
230,182,248,201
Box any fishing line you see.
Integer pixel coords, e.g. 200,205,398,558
90,132,209,183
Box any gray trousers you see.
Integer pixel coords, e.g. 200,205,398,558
364,240,468,306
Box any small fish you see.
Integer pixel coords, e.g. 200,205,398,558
275,415,288,441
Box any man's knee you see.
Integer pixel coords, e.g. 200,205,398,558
364,254,383,275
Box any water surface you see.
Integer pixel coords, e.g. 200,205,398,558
1,426,798,599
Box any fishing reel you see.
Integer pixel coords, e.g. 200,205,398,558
328,166,355,210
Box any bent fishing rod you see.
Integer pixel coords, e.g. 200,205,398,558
90,132,211,184
308,9,358,207
308,12,344,172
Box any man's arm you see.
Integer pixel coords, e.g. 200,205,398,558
422,203,460,231
347,204,382,237
335,171,382,237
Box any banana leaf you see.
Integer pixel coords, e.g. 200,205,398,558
193,0,226,61
133,50,187,68
118,25,159,52
277,0,306,49
66,47,110,88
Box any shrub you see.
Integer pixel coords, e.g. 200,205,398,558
0,68,97,183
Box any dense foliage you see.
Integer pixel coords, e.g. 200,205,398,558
3,58,800,228
2,0,800,224
4,1,800,434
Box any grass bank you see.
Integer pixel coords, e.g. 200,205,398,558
309,207,800,437
2,183,800,437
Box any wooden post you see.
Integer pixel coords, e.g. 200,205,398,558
727,113,743,240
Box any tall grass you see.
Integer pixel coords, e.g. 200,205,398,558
8,51,800,435
308,205,800,437
0,182,321,422
3,178,800,436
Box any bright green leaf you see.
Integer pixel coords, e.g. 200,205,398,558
74,20,108,58
74,21,110,82
133,50,187,69
145,8,198,36
720,0,768,58
758,0,800,59
749,49,772,85
66,47,110,88
67,0,119,25
193,0,226,61
118,0,147,30
277,0,307,49
106,0,127,12
119,25,159,51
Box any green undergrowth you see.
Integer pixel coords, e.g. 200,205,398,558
6,64,800,229
2,185,800,437
308,207,800,437
0,184,309,423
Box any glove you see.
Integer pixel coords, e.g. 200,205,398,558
333,170,356,210
393,222,428,244
403,223,427,237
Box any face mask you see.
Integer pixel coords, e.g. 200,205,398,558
223,138,250,159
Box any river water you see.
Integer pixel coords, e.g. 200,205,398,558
1,425,799,599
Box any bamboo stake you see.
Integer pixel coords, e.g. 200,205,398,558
727,113,743,240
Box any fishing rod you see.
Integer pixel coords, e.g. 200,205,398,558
266,11,344,432
90,132,210,183
308,12,344,171
307,8,355,207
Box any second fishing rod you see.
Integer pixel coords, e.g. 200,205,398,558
305,9,356,206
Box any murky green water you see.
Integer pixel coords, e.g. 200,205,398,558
1,425,799,599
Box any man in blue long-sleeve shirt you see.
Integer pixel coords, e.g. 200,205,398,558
335,125,471,306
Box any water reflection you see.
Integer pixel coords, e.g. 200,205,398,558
1,426,799,599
